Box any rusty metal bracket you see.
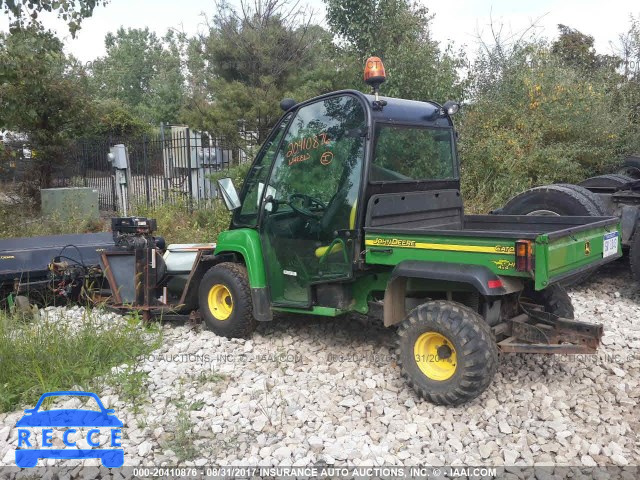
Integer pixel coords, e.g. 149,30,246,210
495,305,603,354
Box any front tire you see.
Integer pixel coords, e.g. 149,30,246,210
198,262,257,338
396,300,498,406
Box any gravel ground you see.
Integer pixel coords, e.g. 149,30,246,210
1,261,639,469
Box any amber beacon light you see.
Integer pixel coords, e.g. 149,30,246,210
364,56,386,100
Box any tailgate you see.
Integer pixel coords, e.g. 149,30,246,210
535,216,621,290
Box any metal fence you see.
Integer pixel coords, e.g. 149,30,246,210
1,127,255,211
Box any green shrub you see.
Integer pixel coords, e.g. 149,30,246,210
459,44,638,212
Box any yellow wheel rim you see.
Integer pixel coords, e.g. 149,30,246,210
207,284,233,321
414,332,457,381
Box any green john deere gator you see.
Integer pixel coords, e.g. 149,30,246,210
198,57,621,405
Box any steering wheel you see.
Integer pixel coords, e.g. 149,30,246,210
288,193,327,219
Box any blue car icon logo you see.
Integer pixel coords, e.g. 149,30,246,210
15,391,124,468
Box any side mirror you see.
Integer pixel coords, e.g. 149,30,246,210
217,177,241,211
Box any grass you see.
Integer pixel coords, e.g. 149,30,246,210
0,201,109,239
171,408,199,461
0,159,253,242
0,308,162,413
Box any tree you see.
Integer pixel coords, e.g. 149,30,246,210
324,0,465,103
90,27,185,125
614,16,640,125
0,0,108,37
0,25,93,191
183,0,336,148
551,24,619,74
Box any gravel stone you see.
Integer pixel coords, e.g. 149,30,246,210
0,262,637,469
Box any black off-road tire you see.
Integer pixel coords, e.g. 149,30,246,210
198,262,257,338
396,300,498,406
521,284,574,319
629,234,640,284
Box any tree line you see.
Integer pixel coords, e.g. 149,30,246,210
1,0,640,208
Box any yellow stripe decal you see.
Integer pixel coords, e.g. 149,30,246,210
364,239,515,255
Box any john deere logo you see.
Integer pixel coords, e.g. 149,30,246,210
585,241,591,256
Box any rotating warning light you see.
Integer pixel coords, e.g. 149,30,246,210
364,56,386,88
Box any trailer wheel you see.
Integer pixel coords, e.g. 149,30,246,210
521,284,574,319
502,184,605,217
396,300,498,406
198,262,257,338
630,234,640,283
554,183,609,215
501,184,604,286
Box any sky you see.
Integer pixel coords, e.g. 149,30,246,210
0,0,639,63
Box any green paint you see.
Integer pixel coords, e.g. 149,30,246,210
351,272,391,313
272,305,347,317
536,223,622,290
364,233,527,278
214,228,267,288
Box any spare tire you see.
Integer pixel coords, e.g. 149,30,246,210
501,184,603,287
501,184,605,217
579,174,634,189
619,156,640,179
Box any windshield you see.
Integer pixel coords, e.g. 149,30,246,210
370,125,457,182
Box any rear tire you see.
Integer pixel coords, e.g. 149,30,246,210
521,284,574,319
396,300,498,406
554,183,609,215
198,262,257,338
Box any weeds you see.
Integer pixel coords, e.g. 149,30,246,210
133,196,231,244
196,370,227,385
107,365,149,416
0,308,161,413
171,408,198,461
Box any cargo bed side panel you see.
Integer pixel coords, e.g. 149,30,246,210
536,222,622,289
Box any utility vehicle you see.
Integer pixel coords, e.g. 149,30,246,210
96,58,622,405
189,58,620,405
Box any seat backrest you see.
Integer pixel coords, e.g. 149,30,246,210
365,189,464,230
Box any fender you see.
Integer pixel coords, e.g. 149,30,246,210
383,260,522,327
215,228,266,287
213,228,272,321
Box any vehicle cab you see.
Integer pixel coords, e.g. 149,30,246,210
221,86,460,308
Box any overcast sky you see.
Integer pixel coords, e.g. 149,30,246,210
0,0,638,63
